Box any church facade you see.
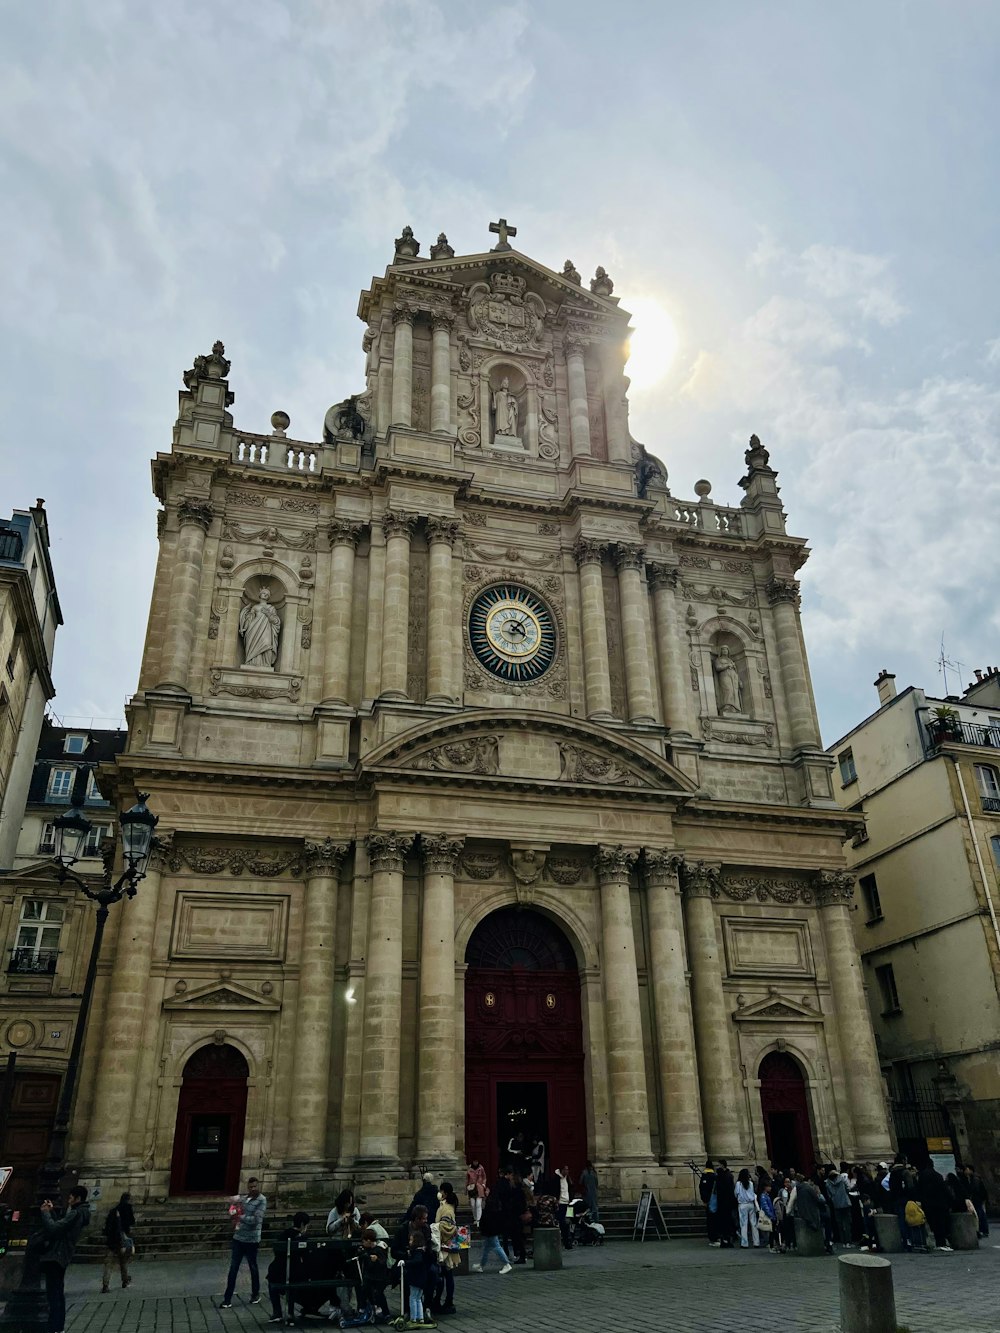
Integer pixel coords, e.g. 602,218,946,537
75,223,892,1203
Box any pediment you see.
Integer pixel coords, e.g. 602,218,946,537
733,991,820,1023
163,980,278,1011
364,711,696,799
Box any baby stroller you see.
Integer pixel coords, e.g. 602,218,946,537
571,1202,605,1247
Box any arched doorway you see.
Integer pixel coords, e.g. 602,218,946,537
759,1051,815,1173
464,908,586,1181
169,1044,249,1195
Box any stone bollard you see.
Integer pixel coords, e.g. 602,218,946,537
948,1210,979,1251
792,1217,826,1256
839,1253,897,1333
872,1212,904,1254
532,1227,563,1271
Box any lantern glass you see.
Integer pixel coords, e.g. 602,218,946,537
119,796,158,877
53,807,93,865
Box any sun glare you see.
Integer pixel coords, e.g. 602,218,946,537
625,298,680,390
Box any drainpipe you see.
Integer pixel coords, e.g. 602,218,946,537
952,758,1000,974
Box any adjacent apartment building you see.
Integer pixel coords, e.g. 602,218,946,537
829,667,1000,1194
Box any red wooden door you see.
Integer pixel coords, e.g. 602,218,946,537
169,1045,249,1196
759,1051,815,1173
0,1073,60,1213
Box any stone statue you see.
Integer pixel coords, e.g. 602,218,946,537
492,377,519,439
713,646,743,714
240,587,281,670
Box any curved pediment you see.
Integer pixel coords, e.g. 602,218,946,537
363,711,696,797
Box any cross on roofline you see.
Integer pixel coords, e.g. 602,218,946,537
489,217,517,251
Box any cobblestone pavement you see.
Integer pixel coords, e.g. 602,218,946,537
56,1238,1000,1333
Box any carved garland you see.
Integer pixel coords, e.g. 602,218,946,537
221,521,317,551
167,844,303,877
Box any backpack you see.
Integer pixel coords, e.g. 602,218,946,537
904,1200,926,1227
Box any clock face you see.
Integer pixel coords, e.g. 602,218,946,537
469,583,557,682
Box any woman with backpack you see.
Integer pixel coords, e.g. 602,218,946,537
101,1192,136,1293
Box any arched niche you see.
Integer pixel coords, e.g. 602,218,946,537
692,613,768,722
478,354,539,457
214,556,309,679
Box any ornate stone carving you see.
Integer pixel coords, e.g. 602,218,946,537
365,831,414,873
564,334,588,356
457,379,481,448
467,542,556,569
573,538,605,568
718,875,813,905
561,260,582,285
209,670,301,702
460,852,501,880
558,744,642,787
412,737,500,776
280,496,320,514
391,302,415,327
648,562,681,590
541,352,555,387
679,860,722,899
382,510,416,541
457,335,472,372
643,849,684,884
166,843,302,877
177,499,214,531
766,576,801,607
183,340,230,390
429,232,454,260
228,489,267,509
510,848,546,905
681,581,757,609
590,266,614,297
221,521,317,552
426,517,460,547
329,520,363,549
814,869,855,907
156,510,167,538
537,522,560,536
545,856,588,886
421,834,466,874
149,830,175,873
394,226,419,260
302,838,350,877
464,512,488,528
240,587,281,670
430,309,455,333
701,717,774,746
466,272,546,351
594,844,638,883
713,646,743,714
613,543,645,573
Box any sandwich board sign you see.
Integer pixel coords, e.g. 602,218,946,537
0,1167,12,1196
632,1186,669,1241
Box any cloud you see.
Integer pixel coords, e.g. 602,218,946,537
752,237,906,327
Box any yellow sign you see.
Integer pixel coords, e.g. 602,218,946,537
926,1136,953,1153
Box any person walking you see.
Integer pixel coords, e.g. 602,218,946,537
579,1161,600,1222
916,1164,953,1252
964,1164,990,1237
735,1169,760,1249
101,1191,136,1293
221,1176,267,1309
471,1190,512,1275
265,1210,311,1325
38,1185,91,1333
465,1160,487,1226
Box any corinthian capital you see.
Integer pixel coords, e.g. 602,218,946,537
382,510,416,541
574,538,605,568
643,848,684,885
647,562,680,591
328,519,363,550
430,309,455,333
302,837,351,877
679,860,722,899
365,831,414,873
594,844,639,884
766,576,801,608
426,517,460,547
177,499,214,532
814,869,855,907
614,543,646,573
420,833,466,874
391,303,414,327
564,335,589,357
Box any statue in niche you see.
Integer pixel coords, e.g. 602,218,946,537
492,376,520,442
713,645,743,714
240,586,282,670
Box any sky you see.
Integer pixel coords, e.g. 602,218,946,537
1,0,998,745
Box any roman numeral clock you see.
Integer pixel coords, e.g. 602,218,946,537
468,583,557,682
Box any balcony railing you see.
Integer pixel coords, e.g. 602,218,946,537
927,719,1000,750
7,947,58,975
982,795,1000,814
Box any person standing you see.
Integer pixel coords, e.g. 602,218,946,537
221,1176,267,1309
406,1172,440,1224
699,1160,719,1246
432,1181,461,1317
38,1186,91,1333
888,1155,920,1253
465,1160,487,1226
916,1164,953,1252
265,1211,311,1325
101,1191,136,1293
735,1169,760,1249
579,1161,600,1222
825,1167,852,1246
530,1137,546,1184
714,1160,738,1249
964,1164,990,1238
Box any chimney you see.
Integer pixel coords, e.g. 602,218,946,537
875,669,897,706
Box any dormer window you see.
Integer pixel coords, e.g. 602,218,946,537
64,734,87,755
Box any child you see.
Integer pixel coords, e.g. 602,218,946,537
405,1224,435,1328
359,1227,391,1322
265,1211,310,1325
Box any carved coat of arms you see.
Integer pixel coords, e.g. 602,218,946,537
467,272,546,351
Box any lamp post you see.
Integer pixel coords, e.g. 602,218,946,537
0,793,157,1331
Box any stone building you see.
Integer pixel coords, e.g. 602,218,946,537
829,668,1000,1194
61,222,889,1203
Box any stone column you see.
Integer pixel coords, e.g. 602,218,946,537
565,337,592,459
575,540,613,720
417,834,464,1165
680,860,742,1156
425,519,460,703
286,839,350,1165
595,845,653,1161
390,305,414,428
359,831,414,1161
816,871,892,1155
648,563,692,736
602,347,631,464
643,850,705,1159
322,521,362,704
379,511,415,700
614,544,656,724
84,834,174,1163
430,312,454,434
157,501,213,690
767,577,822,749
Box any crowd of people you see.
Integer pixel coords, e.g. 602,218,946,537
699,1154,990,1255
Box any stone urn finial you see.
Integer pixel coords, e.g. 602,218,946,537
394,225,420,260
590,266,614,297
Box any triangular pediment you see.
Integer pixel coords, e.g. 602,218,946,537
364,711,696,798
0,858,104,887
734,991,820,1022
163,980,278,1011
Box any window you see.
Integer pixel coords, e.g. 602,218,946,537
875,963,901,1015
83,823,111,856
48,768,74,799
85,771,101,800
5,654,13,681
838,748,857,785
991,836,1000,870
37,822,56,855
860,873,883,923
64,734,87,755
975,764,1000,812
10,898,63,974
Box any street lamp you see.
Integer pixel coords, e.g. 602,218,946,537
0,793,158,1331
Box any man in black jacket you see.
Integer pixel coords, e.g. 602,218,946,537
714,1161,738,1249
39,1186,91,1333
699,1161,719,1246
406,1173,439,1223
265,1211,311,1325
101,1192,136,1293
